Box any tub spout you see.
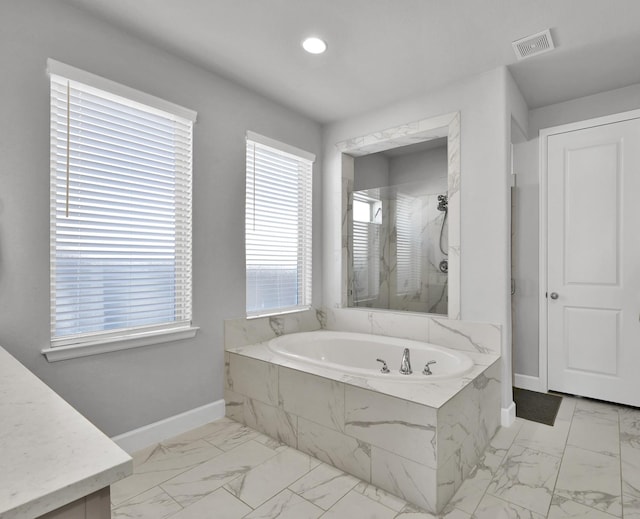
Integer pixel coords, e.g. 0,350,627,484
400,348,412,375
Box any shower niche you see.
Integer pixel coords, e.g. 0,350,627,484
339,112,460,318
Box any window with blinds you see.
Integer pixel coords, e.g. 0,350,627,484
245,132,314,317
352,193,381,302
49,60,196,348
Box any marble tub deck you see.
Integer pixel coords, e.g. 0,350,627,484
110,395,640,518
224,339,500,409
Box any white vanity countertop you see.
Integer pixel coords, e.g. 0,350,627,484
227,336,500,409
0,346,132,519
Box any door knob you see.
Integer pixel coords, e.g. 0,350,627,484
550,292,559,300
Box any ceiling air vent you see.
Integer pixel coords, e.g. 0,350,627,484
512,29,555,60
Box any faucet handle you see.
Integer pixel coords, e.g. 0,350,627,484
422,360,437,375
376,358,390,373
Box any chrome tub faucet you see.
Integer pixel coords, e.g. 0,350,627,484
400,348,412,375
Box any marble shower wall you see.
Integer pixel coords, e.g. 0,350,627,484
225,307,500,356
349,189,448,314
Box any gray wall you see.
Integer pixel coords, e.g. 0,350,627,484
353,154,389,191
512,82,640,381
388,146,448,194
353,146,448,194
0,0,322,436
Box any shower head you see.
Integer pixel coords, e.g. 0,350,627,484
437,194,448,212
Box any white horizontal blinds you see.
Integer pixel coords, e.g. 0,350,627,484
246,135,313,316
395,194,421,294
50,73,193,344
352,194,380,302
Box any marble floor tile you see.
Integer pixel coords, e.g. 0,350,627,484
109,397,640,519
574,399,619,421
353,481,408,512
160,440,277,507
166,488,251,519
244,489,324,519
134,439,223,474
513,419,571,458
619,407,640,435
554,396,577,422
623,493,640,519
223,446,319,508
111,439,223,505
320,490,396,519
112,486,182,519
201,419,261,452
486,419,524,460
621,425,640,498
554,445,622,517
547,494,617,519
394,504,471,518
566,407,619,457
473,494,545,519
112,468,184,507
487,444,561,515
288,463,360,510
253,431,289,452
445,452,502,515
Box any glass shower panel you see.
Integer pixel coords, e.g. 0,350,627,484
349,184,448,315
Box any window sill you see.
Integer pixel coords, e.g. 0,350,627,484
41,326,199,362
246,306,311,320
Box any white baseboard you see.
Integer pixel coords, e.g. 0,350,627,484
112,399,226,454
501,401,516,427
514,373,545,393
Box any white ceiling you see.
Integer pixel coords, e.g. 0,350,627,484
63,0,640,124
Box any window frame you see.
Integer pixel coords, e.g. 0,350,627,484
42,59,198,362
245,131,315,318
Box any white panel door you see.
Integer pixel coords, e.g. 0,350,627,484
547,117,640,406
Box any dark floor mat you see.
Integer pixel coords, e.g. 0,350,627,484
513,387,562,426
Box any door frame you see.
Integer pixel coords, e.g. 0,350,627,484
538,108,640,394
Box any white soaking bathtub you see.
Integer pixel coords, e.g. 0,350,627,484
225,328,501,513
268,330,473,381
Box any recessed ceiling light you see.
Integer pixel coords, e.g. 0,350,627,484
302,37,327,55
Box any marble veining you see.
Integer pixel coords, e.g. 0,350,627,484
487,444,561,515
224,341,500,513
0,346,132,519
111,393,639,518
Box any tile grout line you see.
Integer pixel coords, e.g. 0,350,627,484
543,398,577,518
618,407,625,518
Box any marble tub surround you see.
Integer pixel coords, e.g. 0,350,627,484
224,339,501,513
0,346,131,519
324,307,501,356
225,306,502,357
224,308,325,350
